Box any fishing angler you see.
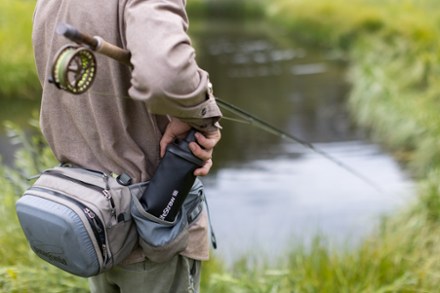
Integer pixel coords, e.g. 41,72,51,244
51,22,382,193
21,1,222,292
17,3,383,288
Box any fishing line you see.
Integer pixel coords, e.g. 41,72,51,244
216,98,383,193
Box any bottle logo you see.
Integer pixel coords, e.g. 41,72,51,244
159,190,179,220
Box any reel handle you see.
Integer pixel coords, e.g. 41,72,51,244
57,23,131,67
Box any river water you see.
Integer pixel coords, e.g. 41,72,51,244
0,23,414,265
192,23,414,264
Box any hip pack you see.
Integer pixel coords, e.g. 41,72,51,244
15,166,137,277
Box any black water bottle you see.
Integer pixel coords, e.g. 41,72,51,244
139,129,204,222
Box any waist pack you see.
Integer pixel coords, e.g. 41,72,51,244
15,166,138,277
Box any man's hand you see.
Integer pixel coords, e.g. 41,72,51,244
160,118,221,176
159,118,191,157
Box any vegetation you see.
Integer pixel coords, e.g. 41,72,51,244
3,0,440,292
268,0,440,178
228,0,440,291
0,121,90,292
0,0,40,99
187,0,264,20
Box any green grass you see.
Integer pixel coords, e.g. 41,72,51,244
216,0,440,291
0,121,89,293
187,0,265,20
4,0,440,292
0,0,40,99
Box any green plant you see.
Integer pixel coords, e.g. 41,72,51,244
0,0,40,99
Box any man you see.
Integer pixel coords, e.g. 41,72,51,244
32,0,222,292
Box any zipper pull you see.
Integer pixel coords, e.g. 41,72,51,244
102,244,109,264
103,189,117,217
102,189,111,199
103,173,110,190
84,208,103,233
84,208,96,219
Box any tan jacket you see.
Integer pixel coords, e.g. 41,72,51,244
32,0,221,262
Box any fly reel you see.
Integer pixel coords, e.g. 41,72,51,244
50,45,97,94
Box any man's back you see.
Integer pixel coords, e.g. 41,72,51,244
32,0,222,275
33,0,166,182
32,0,220,183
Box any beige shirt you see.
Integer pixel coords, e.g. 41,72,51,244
32,0,221,262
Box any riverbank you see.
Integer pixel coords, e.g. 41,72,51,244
268,0,440,176
1,0,440,292
197,0,440,291
227,0,440,291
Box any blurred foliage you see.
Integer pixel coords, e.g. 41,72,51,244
261,1,440,289
187,0,265,20
265,0,440,178
5,0,440,292
267,0,440,50
0,0,40,99
0,118,88,293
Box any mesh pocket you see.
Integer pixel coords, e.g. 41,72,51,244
131,194,189,262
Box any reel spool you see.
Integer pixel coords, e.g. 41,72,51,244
50,45,97,94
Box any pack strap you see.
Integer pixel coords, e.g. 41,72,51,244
185,190,217,250
206,197,217,250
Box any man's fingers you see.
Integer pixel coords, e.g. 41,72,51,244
189,142,212,161
195,131,221,150
194,159,213,176
159,124,220,177
159,118,191,157
160,133,174,157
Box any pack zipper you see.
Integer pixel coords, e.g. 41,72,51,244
29,186,108,263
43,169,117,218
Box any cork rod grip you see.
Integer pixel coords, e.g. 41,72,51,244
93,36,131,67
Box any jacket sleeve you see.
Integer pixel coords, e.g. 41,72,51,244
125,0,221,132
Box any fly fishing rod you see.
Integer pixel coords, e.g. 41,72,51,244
51,23,382,192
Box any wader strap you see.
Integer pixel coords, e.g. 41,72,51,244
202,193,217,250
186,191,217,250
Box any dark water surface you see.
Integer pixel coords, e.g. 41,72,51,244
0,22,414,264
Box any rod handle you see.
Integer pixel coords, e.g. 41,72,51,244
56,23,98,49
94,36,131,66
56,23,131,67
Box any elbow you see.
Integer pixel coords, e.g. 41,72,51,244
154,64,201,98
130,49,202,103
